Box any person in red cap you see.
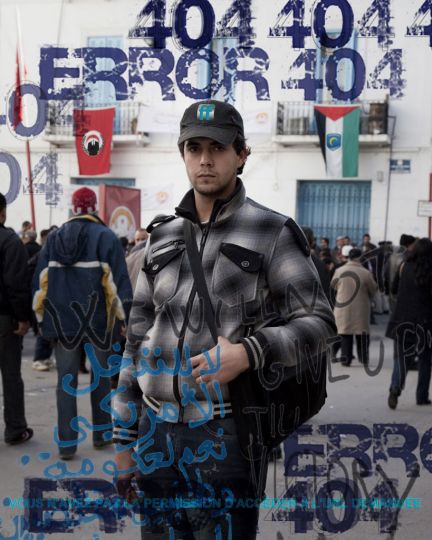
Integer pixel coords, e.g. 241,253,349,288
72,187,97,214
33,187,133,460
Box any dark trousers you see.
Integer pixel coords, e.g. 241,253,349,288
34,334,53,361
0,315,28,441
54,341,112,455
135,410,263,539
390,338,432,402
340,334,370,365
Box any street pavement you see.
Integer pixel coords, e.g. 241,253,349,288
0,314,430,539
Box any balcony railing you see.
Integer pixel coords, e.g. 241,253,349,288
44,101,149,145
275,100,389,140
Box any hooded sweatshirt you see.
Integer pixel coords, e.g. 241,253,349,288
32,214,132,344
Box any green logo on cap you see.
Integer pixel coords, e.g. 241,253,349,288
197,104,215,121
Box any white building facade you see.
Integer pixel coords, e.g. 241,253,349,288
0,0,431,247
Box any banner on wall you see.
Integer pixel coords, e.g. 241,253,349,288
141,182,174,211
98,184,141,240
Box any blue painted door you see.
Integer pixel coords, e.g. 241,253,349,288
296,181,371,247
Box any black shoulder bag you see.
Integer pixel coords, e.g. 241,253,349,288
183,220,327,474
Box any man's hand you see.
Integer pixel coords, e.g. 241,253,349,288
115,448,139,504
120,324,127,338
14,321,30,336
191,336,249,387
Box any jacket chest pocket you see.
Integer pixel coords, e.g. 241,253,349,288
211,243,264,307
144,245,185,307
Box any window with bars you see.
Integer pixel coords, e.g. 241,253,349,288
296,180,371,248
85,36,124,134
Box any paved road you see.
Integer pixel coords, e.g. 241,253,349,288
0,314,429,539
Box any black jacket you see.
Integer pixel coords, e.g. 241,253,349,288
386,261,432,340
312,253,331,302
24,240,41,260
361,246,385,290
0,225,32,321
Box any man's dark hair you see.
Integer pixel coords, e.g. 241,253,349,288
408,238,432,288
232,135,251,174
349,248,362,260
119,236,129,250
301,226,314,248
400,234,416,248
179,134,251,175
321,237,329,245
22,220,31,227
40,229,50,239
0,193,6,212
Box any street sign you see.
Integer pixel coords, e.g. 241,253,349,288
417,201,432,217
390,159,411,173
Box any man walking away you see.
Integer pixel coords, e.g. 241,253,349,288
33,188,132,459
0,193,33,444
331,247,377,366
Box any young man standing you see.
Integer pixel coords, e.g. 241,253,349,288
113,100,335,539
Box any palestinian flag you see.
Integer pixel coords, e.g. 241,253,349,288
314,105,360,178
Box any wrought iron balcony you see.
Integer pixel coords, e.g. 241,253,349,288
274,100,390,146
44,101,149,146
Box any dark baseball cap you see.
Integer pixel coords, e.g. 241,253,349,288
178,100,245,146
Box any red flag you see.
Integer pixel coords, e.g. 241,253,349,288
13,48,23,128
73,107,115,175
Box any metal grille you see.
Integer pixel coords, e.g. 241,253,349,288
45,101,141,137
297,180,372,248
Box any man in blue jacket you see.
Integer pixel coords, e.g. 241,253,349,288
33,188,133,459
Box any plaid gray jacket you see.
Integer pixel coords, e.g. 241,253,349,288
112,180,336,446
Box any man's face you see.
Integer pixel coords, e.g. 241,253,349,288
135,230,147,243
183,137,246,199
0,208,6,225
320,238,328,249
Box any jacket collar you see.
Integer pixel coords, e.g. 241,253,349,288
175,178,246,225
67,213,106,226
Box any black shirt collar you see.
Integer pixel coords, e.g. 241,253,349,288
175,179,245,225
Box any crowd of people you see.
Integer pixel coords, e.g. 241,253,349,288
3,211,432,430
306,230,432,409
2,209,431,444
0,193,170,453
